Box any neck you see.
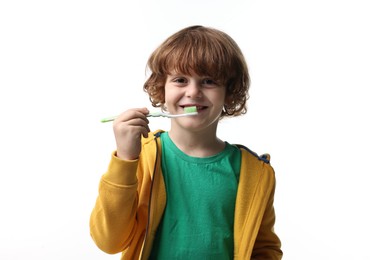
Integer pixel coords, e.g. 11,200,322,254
167,127,225,157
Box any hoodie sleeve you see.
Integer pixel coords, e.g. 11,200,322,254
251,181,283,259
89,152,147,255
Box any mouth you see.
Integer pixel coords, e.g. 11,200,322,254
180,105,207,111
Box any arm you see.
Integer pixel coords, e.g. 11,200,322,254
90,108,151,254
252,183,283,259
89,153,147,254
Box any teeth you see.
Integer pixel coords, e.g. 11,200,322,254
181,105,206,110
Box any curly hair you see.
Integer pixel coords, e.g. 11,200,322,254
143,25,250,118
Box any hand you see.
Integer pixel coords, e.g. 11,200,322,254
113,107,150,160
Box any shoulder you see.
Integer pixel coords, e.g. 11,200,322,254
234,144,271,164
235,144,277,189
234,144,276,180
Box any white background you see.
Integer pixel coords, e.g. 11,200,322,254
1,0,389,259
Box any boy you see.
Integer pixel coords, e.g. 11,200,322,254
90,25,282,259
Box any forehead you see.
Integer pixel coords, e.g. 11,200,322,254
164,53,225,81
166,70,204,77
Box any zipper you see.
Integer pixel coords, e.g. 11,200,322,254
140,135,160,259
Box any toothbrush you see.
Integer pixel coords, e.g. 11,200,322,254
100,106,198,123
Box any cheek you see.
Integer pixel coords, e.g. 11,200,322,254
164,87,171,102
217,89,228,104
164,87,178,106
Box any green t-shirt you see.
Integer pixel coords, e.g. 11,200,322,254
150,132,241,260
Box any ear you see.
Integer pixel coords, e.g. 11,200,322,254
161,103,168,112
157,89,166,106
224,93,234,106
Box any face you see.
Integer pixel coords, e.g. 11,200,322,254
164,72,227,132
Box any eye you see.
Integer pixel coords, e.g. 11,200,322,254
173,77,188,84
201,78,219,87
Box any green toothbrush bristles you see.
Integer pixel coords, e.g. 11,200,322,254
184,106,198,114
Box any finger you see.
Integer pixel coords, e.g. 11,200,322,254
124,118,150,128
141,125,150,138
115,109,148,123
139,107,150,115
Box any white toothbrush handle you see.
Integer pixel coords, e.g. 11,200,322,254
164,112,198,118
101,111,197,123
147,112,166,117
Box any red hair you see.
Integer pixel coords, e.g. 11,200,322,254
143,25,250,118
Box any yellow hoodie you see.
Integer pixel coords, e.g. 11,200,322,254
90,131,282,259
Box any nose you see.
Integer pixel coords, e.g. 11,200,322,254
186,80,202,98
